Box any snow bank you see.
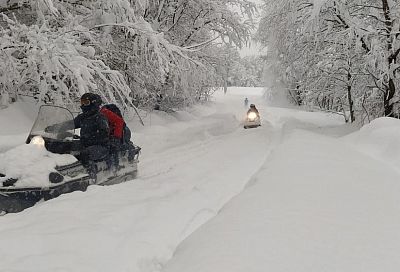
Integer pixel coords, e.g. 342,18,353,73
0,144,77,187
343,117,400,170
261,106,357,138
163,129,400,272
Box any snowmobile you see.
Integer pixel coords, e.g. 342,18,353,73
243,111,261,129
0,105,140,214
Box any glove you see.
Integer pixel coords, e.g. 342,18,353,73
45,125,57,133
45,123,71,133
57,131,75,140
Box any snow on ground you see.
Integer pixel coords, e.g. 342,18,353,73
343,117,400,171
0,87,271,272
162,102,400,271
1,87,400,272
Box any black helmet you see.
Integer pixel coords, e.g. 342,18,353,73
92,93,103,107
250,104,255,108
80,93,102,113
80,93,102,107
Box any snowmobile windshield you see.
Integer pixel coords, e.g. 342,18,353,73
29,105,75,140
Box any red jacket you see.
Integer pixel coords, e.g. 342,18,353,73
100,107,124,139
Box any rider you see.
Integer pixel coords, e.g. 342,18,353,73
74,93,110,164
247,104,260,117
244,97,249,107
46,93,110,164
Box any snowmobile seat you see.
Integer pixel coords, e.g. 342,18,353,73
78,145,110,165
108,141,136,168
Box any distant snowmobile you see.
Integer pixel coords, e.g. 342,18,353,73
0,105,141,214
243,104,261,129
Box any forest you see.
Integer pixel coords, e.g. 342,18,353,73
258,0,400,123
0,0,258,112
1,0,399,123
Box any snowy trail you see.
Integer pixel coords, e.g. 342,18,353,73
161,109,400,272
2,88,400,272
0,88,274,272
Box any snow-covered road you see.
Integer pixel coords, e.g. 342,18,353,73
161,93,400,272
0,88,273,272
1,87,400,272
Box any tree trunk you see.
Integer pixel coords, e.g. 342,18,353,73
384,78,396,117
381,0,397,117
295,85,302,106
347,86,355,122
347,72,355,122
223,80,227,94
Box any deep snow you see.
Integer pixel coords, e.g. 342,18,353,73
1,87,400,272
163,126,400,272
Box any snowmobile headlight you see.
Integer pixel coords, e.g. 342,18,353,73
247,112,257,120
30,136,45,147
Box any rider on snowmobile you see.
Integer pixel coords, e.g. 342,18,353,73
73,93,111,164
247,104,260,117
46,93,110,164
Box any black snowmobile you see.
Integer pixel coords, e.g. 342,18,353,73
0,105,140,214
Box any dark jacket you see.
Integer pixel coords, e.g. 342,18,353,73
74,110,110,148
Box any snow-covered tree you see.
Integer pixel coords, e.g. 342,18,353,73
258,0,400,122
0,0,256,111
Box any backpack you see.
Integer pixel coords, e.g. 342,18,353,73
101,104,131,143
102,104,123,118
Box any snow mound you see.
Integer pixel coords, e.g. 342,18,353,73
343,117,400,170
163,129,400,272
0,144,77,187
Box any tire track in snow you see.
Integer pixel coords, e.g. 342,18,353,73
153,122,280,272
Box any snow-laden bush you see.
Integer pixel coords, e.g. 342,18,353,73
0,0,255,110
0,15,132,107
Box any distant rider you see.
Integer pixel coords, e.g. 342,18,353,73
244,97,249,107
